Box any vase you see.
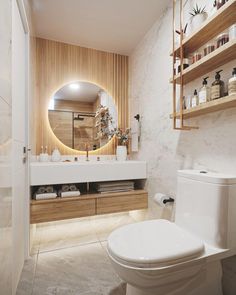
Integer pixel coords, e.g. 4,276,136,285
116,145,127,161
51,148,61,162
187,13,208,35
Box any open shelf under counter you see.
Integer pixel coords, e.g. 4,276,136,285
172,0,236,57
30,189,148,224
171,39,236,85
170,94,236,119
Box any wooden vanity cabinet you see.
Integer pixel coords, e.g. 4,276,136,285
30,190,148,224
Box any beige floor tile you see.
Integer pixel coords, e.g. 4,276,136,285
35,218,98,253
31,242,124,295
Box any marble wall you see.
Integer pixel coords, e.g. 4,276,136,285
129,1,236,293
0,0,12,294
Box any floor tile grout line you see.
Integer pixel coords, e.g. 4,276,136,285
30,250,39,295
36,239,102,256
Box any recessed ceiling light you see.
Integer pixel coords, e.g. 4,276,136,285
69,83,80,90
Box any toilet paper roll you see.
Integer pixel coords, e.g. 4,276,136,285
154,193,170,207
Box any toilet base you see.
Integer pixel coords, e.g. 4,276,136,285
126,261,223,295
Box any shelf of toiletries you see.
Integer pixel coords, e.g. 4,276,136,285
171,66,236,119
171,94,236,119
172,0,236,57
172,39,236,85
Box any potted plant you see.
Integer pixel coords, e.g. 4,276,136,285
188,4,208,34
112,128,130,161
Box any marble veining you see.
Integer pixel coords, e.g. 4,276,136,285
129,0,236,292
17,231,128,294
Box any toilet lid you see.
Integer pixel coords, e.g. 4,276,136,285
108,219,204,267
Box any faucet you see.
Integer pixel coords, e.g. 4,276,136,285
85,143,89,161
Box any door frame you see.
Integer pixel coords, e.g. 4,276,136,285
15,0,30,258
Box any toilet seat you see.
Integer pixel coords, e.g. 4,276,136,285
108,219,204,268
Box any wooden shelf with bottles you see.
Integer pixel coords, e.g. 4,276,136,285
170,94,236,119
172,0,236,57
171,39,236,85
171,0,236,130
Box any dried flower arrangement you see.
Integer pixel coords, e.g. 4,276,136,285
110,128,130,146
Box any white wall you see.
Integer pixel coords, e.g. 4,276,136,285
12,0,28,292
129,1,236,293
0,0,12,294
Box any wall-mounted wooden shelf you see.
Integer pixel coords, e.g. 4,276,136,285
171,40,236,85
173,0,236,57
30,189,148,224
170,95,236,119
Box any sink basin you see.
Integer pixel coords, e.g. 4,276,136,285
30,160,147,185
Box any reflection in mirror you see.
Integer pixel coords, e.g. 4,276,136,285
48,81,118,151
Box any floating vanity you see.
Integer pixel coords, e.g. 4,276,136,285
30,160,148,224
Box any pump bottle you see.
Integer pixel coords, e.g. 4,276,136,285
211,70,224,100
199,77,211,103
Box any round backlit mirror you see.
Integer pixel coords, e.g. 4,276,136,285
48,81,118,151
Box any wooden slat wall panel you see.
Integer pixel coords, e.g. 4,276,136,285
34,38,129,155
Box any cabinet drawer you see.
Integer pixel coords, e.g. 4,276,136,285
31,198,96,223
96,192,148,215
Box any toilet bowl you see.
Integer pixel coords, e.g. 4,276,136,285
107,170,236,295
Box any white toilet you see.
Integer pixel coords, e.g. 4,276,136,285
107,170,236,295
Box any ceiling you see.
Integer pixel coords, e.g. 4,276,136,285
31,0,169,55
54,81,101,102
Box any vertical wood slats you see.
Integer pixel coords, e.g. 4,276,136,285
34,38,129,155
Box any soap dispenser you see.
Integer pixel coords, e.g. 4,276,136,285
199,77,211,104
228,68,236,96
211,70,225,100
191,89,199,108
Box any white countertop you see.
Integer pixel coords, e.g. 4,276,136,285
30,160,147,186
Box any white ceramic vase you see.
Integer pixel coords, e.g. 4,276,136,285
116,145,127,161
188,13,207,35
51,148,61,162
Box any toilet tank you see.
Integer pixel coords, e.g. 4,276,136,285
175,170,236,249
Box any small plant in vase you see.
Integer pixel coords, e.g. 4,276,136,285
112,128,130,161
188,4,208,34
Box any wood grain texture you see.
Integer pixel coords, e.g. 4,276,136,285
96,191,148,215
34,38,129,155
31,198,96,223
173,0,236,57
54,99,94,113
172,40,236,85
30,190,148,223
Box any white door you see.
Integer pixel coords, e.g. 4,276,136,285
12,0,29,293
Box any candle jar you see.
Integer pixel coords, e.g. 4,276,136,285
177,58,190,73
204,44,215,56
216,0,227,9
192,52,202,64
216,33,229,48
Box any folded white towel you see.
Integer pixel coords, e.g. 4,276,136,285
34,192,57,200
59,191,81,198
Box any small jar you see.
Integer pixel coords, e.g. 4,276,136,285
177,58,189,73
216,0,227,9
204,44,215,56
229,24,236,41
192,52,202,64
216,33,229,48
